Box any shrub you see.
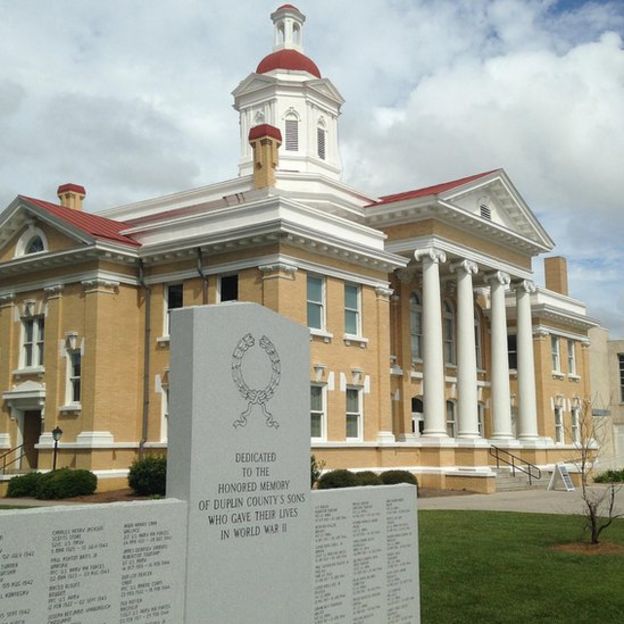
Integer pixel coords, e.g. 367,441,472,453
311,454,325,487
355,470,382,486
380,470,418,487
594,469,624,483
6,472,43,498
128,455,167,496
317,469,358,489
36,468,97,499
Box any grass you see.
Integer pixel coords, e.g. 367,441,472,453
419,510,624,624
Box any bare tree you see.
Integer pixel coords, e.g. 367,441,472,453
570,399,623,544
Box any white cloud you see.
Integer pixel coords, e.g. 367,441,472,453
0,0,622,335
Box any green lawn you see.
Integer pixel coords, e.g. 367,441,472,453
419,510,624,624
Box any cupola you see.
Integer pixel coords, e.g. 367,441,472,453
232,5,344,181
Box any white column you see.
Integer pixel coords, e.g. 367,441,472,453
414,248,447,437
515,280,539,440
487,271,513,440
452,260,479,438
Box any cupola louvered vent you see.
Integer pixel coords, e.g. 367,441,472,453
480,204,492,220
317,127,326,160
285,119,299,151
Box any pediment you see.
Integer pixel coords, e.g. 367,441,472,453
0,197,93,262
304,78,345,105
439,170,554,249
232,73,277,98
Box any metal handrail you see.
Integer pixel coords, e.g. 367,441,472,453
490,445,542,485
0,444,25,474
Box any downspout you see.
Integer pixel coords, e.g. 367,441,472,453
196,247,209,305
138,260,151,457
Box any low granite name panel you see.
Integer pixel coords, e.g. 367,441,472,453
0,499,187,624
312,485,420,624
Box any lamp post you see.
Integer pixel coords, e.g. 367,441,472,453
51,426,63,471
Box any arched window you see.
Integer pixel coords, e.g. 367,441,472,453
317,118,326,160
277,22,285,45
285,111,299,151
474,306,483,369
25,236,45,254
446,400,456,437
411,396,424,435
443,301,456,364
15,227,48,257
293,23,301,45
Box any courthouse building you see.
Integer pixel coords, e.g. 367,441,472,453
0,5,598,492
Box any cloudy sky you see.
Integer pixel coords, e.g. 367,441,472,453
1,0,622,336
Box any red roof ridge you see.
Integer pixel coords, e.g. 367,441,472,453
370,169,501,207
19,195,140,247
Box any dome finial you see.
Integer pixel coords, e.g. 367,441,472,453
271,5,305,52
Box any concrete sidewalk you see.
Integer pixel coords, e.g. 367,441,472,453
418,485,624,516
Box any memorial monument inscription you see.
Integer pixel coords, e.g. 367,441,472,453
0,303,420,624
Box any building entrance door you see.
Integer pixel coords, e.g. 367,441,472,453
22,410,42,470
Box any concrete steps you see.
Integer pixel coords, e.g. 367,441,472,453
494,468,550,492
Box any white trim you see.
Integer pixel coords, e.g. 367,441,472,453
387,235,533,279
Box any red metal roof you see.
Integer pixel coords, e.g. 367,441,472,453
249,124,283,142
257,49,321,78
19,196,140,247
370,170,500,206
276,4,301,11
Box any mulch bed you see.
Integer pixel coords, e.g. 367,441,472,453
551,542,624,556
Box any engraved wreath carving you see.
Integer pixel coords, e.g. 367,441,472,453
231,333,281,429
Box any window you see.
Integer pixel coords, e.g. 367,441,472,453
567,340,576,375
571,406,580,444
285,115,299,151
551,336,561,372
307,275,324,330
619,354,624,402
220,275,239,302
474,307,483,369
66,351,81,404
411,397,424,435
25,236,45,254
443,302,456,364
554,406,564,443
446,400,456,437
344,284,360,335
507,335,517,370
310,385,325,440
510,404,518,438
410,293,422,360
22,316,45,368
16,228,48,257
165,284,183,335
477,403,485,437
161,386,170,443
317,127,326,160
346,387,362,440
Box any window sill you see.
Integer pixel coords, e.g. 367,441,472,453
59,404,81,413
156,336,170,345
13,366,45,376
551,371,565,380
343,334,368,348
309,328,333,343
567,374,581,382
